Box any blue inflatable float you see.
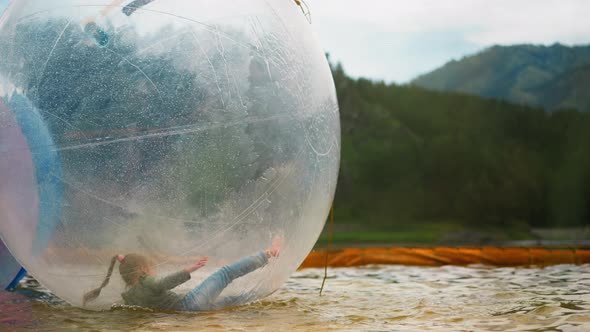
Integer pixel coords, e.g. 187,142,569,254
0,242,25,290
0,93,63,290
0,0,23,292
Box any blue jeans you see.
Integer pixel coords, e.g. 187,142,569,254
177,251,268,311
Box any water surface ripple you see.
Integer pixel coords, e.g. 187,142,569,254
1,264,589,331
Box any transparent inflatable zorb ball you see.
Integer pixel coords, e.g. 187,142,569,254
0,0,339,310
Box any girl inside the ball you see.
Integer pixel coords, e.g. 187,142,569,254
82,236,282,311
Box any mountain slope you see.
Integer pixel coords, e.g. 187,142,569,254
533,64,590,112
329,62,590,231
411,44,590,112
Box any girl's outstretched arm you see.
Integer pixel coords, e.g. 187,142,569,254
150,270,191,291
148,257,208,291
183,257,208,274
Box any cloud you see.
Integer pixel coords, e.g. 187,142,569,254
308,0,590,45
306,0,590,82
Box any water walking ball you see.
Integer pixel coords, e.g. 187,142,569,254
0,0,339,310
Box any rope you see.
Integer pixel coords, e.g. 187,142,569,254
319,204,335,296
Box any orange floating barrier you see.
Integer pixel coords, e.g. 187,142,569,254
299,247,590,268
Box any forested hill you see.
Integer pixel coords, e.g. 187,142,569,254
411,44,590,112
332,62,590,232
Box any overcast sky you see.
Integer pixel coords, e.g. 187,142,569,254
307,0,590,82
2,1,589,83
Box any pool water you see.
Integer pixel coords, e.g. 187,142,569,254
1,264,589,331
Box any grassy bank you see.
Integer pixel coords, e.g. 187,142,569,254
314,222,590,248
